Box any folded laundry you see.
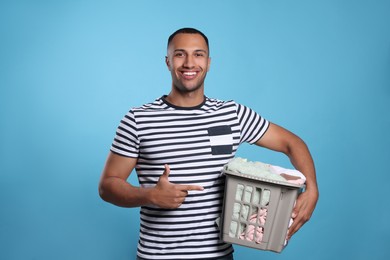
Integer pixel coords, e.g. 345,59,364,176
225,157,306,185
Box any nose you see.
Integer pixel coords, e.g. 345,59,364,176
183,55,195,68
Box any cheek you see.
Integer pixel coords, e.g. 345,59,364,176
167,58,177,71
203,60,211,71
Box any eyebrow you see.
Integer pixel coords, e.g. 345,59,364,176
174,49,208,54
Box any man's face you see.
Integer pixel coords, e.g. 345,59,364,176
166,33,211,94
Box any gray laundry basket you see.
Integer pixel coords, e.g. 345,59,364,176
220,167,304,253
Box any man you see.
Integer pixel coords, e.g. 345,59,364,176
99,28,319,260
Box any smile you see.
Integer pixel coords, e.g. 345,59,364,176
181,71,198,79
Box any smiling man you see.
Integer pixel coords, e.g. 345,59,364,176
99,28,319,260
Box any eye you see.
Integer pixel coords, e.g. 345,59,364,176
174,52,185,57
195,52,204,57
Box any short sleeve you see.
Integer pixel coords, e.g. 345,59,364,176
235,103,269,144
110,110,139,158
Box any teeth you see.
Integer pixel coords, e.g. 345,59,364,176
183,72,196,76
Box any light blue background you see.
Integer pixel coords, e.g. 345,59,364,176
1,0,389,259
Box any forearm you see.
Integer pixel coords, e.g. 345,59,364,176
256,123,318,237
286,137,318,194
284,137,319,238
99,176,153,208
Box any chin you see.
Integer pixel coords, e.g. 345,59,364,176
175,84,203,93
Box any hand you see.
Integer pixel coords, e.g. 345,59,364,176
287,188,319,240
150,164,204,209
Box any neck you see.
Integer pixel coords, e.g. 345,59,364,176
165,88,205,107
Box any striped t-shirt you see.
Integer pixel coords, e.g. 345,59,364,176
110,96,269,259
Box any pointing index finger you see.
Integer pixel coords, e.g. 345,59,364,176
180,184,204,191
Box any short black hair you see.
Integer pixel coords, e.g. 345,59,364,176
167,28,209,52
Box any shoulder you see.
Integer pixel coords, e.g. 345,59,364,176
128,96,168,114
136,97,166,110
119,97,168,125
204,97,238,109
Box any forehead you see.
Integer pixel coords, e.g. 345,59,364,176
168,33,209,53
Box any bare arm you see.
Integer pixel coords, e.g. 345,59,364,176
98,152,203,208
256,123,319,239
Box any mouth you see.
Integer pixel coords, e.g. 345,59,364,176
181,71,198,80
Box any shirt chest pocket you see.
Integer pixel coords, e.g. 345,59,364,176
208,125,233,155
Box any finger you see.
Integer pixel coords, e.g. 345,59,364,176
181,185,204,191
288,207,310,239
291,197,302,218
287,217,303,239
162,164,170,177
288,199,303,238
291,207,298,219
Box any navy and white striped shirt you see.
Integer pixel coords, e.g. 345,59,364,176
111,96,269,259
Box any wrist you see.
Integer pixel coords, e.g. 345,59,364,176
303,184,319,198
142,186,156,206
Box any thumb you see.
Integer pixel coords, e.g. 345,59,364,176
162,164,170,178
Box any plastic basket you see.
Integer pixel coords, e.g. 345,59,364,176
220,167,304,253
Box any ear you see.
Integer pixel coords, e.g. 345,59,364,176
207,57,211,72
165,56,171,71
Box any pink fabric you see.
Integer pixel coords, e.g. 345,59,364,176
239,209,267,243
239,209,295,244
